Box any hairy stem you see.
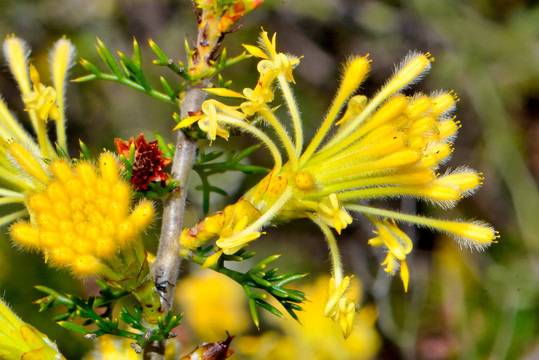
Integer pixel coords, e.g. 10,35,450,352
153,84,207,308
145,84,207,360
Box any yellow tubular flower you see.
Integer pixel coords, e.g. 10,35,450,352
367,218,413,292
49,37,76,151
0,36,75,227
23,64,60,122
3,35,32,96
0,297,65,360
178,31,497,335
324,276,359,339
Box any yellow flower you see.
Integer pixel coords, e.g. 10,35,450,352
324,276,358,339
0,297,65,360
179,31,498,335
10,150,153,278
367,218,413,292
243,30,300,83
23,64,60,122
315,194,353,235
180,199,261,255
0,36,75,227
8,147,163,322
175,271,250,342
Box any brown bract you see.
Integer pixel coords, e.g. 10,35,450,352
181,332,234,360
115,134,172,191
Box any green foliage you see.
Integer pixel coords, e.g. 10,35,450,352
74,37,181,104
75,36,251,105
193,145,269,214
34,282,182,353
187,248,308,328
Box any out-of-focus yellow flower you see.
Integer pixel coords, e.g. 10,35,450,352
236,276,381,360
83,335,141,360
84,334,180,360
178,31,498,336
175,271,250,342
0,297,65,360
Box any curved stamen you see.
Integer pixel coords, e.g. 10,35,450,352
277,74,303,156
215,114,283,172
259,107,298,170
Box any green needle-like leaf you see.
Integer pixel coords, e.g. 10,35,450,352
95,38,124,77
132,37,142,67
118,50,151,90
255,299,284,318
58,321,90,335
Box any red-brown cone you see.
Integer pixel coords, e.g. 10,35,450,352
115,134,172,191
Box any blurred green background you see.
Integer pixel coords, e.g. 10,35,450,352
0,0,538,359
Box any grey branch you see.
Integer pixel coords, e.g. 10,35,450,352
152,83,207,311
145,83,207,360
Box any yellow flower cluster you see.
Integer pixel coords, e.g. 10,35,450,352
10,149,154,277
177,31,498,337
1,36,163,324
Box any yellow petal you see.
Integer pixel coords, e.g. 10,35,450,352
242,44,268,59
400,260,409,292
173,115,204,130
8,142,50,184
204,87,245,98
200,250,223,270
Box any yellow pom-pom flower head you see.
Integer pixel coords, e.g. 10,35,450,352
10,152,154,278
8,149,164,323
